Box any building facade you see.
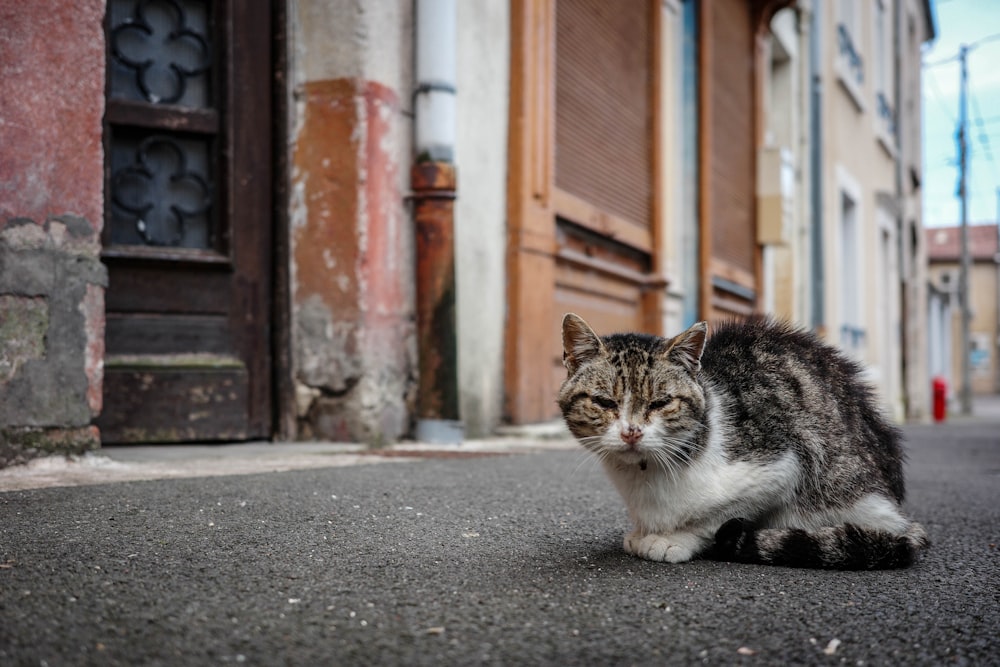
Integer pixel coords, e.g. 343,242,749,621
0,0,935,465
796,0,934,422
927,224,1000,398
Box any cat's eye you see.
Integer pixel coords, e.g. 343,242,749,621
591,395,618,410
648,397,678,412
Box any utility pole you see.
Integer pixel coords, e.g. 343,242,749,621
958,45,973,415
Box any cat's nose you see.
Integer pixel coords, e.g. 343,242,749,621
620,424,642,447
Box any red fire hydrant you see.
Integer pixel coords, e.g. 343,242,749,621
932,376,948,423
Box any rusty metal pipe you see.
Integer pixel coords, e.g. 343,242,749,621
412,162,463,443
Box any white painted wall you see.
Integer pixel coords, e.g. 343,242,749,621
820,0,903,418
900,0,932,420
762,7,808,325
454,1,510,436
291,1,412,85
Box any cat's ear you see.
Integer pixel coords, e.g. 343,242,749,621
665,321,707,373
562,313,604,374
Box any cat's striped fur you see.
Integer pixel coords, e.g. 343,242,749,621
558,313,928,570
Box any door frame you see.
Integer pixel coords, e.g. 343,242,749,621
271,0,295,441
697,0,795,321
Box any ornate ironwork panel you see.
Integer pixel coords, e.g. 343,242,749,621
109,130,213,248
105,0,219,253
108,0,212,107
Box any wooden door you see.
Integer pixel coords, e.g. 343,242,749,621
97,0,273,443
506,0,667,424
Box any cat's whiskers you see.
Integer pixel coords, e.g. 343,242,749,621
566,434,618,478
653,442,693,476
570,426,709,482
645,447,681,480
567,447,603,478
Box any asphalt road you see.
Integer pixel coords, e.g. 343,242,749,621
2,422,998,666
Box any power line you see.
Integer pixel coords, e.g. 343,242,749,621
969,33,1000,50
924,68,958,125
923,54,960,68
969,90,998,182
923,32,1000,67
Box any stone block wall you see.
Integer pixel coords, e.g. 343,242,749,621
0,220,107,464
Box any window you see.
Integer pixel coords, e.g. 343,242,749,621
875,0,886,94
836,0,865,109
104,0,223,258
874,0,896,151
839,188,865,358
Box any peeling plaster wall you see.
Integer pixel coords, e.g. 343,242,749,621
0,2,107,465
287,1,416,444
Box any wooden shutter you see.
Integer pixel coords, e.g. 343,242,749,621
505,0,667,424
555,0,652,229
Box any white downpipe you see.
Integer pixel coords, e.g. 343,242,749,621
413,0,462,445
415,0,457,163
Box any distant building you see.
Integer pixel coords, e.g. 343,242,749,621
926,224,1000,396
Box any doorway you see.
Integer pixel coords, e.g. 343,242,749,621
97,1,274,443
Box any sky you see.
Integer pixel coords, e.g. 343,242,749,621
922,0,1000,227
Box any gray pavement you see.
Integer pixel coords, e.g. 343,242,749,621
2,418,999,665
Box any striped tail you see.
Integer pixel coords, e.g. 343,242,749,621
709,519,930,570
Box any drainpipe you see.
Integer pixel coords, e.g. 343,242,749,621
413,0,463,444
892,0,909,418
808,0,825,332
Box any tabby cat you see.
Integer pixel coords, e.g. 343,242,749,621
558,313,928,570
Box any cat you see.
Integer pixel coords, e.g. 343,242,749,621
558,313,929,570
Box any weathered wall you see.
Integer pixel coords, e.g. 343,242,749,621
287,0,416,444
952,261,998,395
0,2,107,464
930,259,999,397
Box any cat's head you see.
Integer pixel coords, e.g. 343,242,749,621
558,313,709,468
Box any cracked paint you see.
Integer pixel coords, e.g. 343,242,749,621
288,77,415,443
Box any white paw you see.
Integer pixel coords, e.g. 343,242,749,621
632,532,702,563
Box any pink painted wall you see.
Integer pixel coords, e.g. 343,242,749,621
0,1,105,226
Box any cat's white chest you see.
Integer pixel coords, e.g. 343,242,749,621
604,439,799,537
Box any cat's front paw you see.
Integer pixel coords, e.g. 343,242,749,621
623,529,643,555
632,532,703,563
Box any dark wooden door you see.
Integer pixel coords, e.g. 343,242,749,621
98,0,272,443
